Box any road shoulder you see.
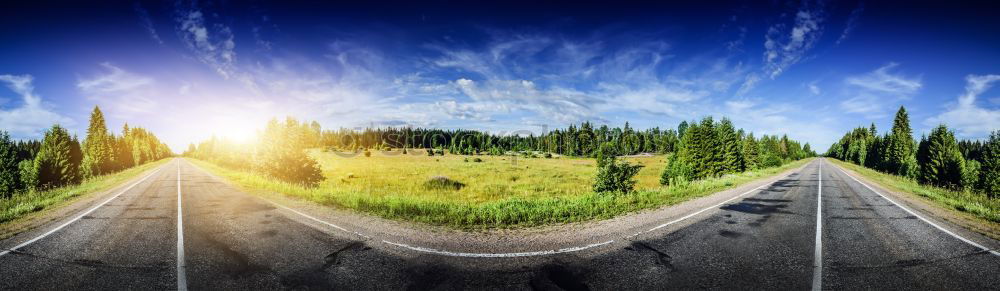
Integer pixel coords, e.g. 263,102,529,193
828,159,1000,248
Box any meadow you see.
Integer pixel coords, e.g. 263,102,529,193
191,149,813,229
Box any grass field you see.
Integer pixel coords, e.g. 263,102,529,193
829,159,1000,224
192,149,813,229
0,158,171,225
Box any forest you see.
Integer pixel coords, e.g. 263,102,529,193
0,106,172,197
826,106,999,198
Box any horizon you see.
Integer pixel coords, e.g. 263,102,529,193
2,1,1000,152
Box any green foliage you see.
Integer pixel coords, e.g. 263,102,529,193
544,152,553,158
593,157,643,194
660,153,692,186
0,131,23,197
426,148,434,156
918,125,965,189
255,118,325,187
962,159,981,191
980,131,1000,198
424,176,465,190
82,106,114,177
33,125,81,189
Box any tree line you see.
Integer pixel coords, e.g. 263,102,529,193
657,117,815,187
0,106,172,197
825,106,999,197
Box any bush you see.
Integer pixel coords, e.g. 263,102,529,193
593,158,643,194
402,148,408,155
473,157,483,162
962,159,980,191
435,149,445,156
426,148,435,156
463,157,469,162
544,153,553,158
364,149,372,157
761,153,783,168
424,176,465,190
660,154,693,186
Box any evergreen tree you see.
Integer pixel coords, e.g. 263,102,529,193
0,131,24,196
884,106,917,176
716,118,744,173
978,131,1000,197
742,133,760,170
33,125,80,189
82,106,113,177
918,125,965,188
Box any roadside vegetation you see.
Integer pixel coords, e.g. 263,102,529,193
0,106,172,224
826,106,999,222
186,115,814,228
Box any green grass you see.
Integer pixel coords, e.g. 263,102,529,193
829,159,1000,224
0,158,171,225
190,149,812,229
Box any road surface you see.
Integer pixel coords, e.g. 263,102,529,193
1,158,998,290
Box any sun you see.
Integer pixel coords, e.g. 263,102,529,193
207,115,261,144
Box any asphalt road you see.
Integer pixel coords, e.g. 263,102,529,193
1,158,998,290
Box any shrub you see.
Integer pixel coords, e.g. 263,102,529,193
402,148,408,155
593,158,643,194
962,159,980,191
660,153,693,186
463,157,469,162
364,149,372,157
435,149,445,156
473,157,483,162
424,175,465,190
544,153,553,158
761,153,783,168
426,148,435,156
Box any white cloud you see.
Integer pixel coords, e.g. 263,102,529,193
836,2,864,45
808,82,821,95
926,74,1000,138
175,7,240,81
77,63,158,116
0,74,73,138
839,63,922,117
134,2,163,44
738,4,825,95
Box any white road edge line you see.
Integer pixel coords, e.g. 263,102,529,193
0,163,167,257
635,164,800,237
833,163,1000,257
812,163,823,291
176,161,188,291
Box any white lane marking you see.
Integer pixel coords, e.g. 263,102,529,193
382,239,616,258
0,163,167,257
269,202,371,240
833,163,1000,257
176,161,188,291
812,163,823,291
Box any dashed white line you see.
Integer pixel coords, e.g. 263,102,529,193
833,163,1000,257
176,161,188,291
812,163,823,291
0,164,166,257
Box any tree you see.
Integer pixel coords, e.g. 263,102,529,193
884,106,917,177
716,118,744,174
82,106,114,177
742,133,760,170
918,125,965,189
33,125,80,189
593,142,643,194
978,131,1000,197
0,131,24,196
255,118,325,187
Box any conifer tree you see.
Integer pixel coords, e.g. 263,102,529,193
82,106,113,177
33,125,80,189
716,118,744,173
977,131,1000,197
918,125,965,188
742,132,760,170
0,131,24,196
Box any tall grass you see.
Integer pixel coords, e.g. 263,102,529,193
0,158,171,225
829,159,1000,223
189,156,812,229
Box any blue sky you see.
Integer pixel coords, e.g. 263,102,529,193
1,0,999,152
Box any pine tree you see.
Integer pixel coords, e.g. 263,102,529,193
82,106,113,177
33,125,80,189
742,133,760,170
0,131,24,196
918,125,965,188
884,106,917,176
978,131,1000,197
716,118,744,173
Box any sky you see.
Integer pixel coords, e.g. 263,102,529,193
1,0,999,152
